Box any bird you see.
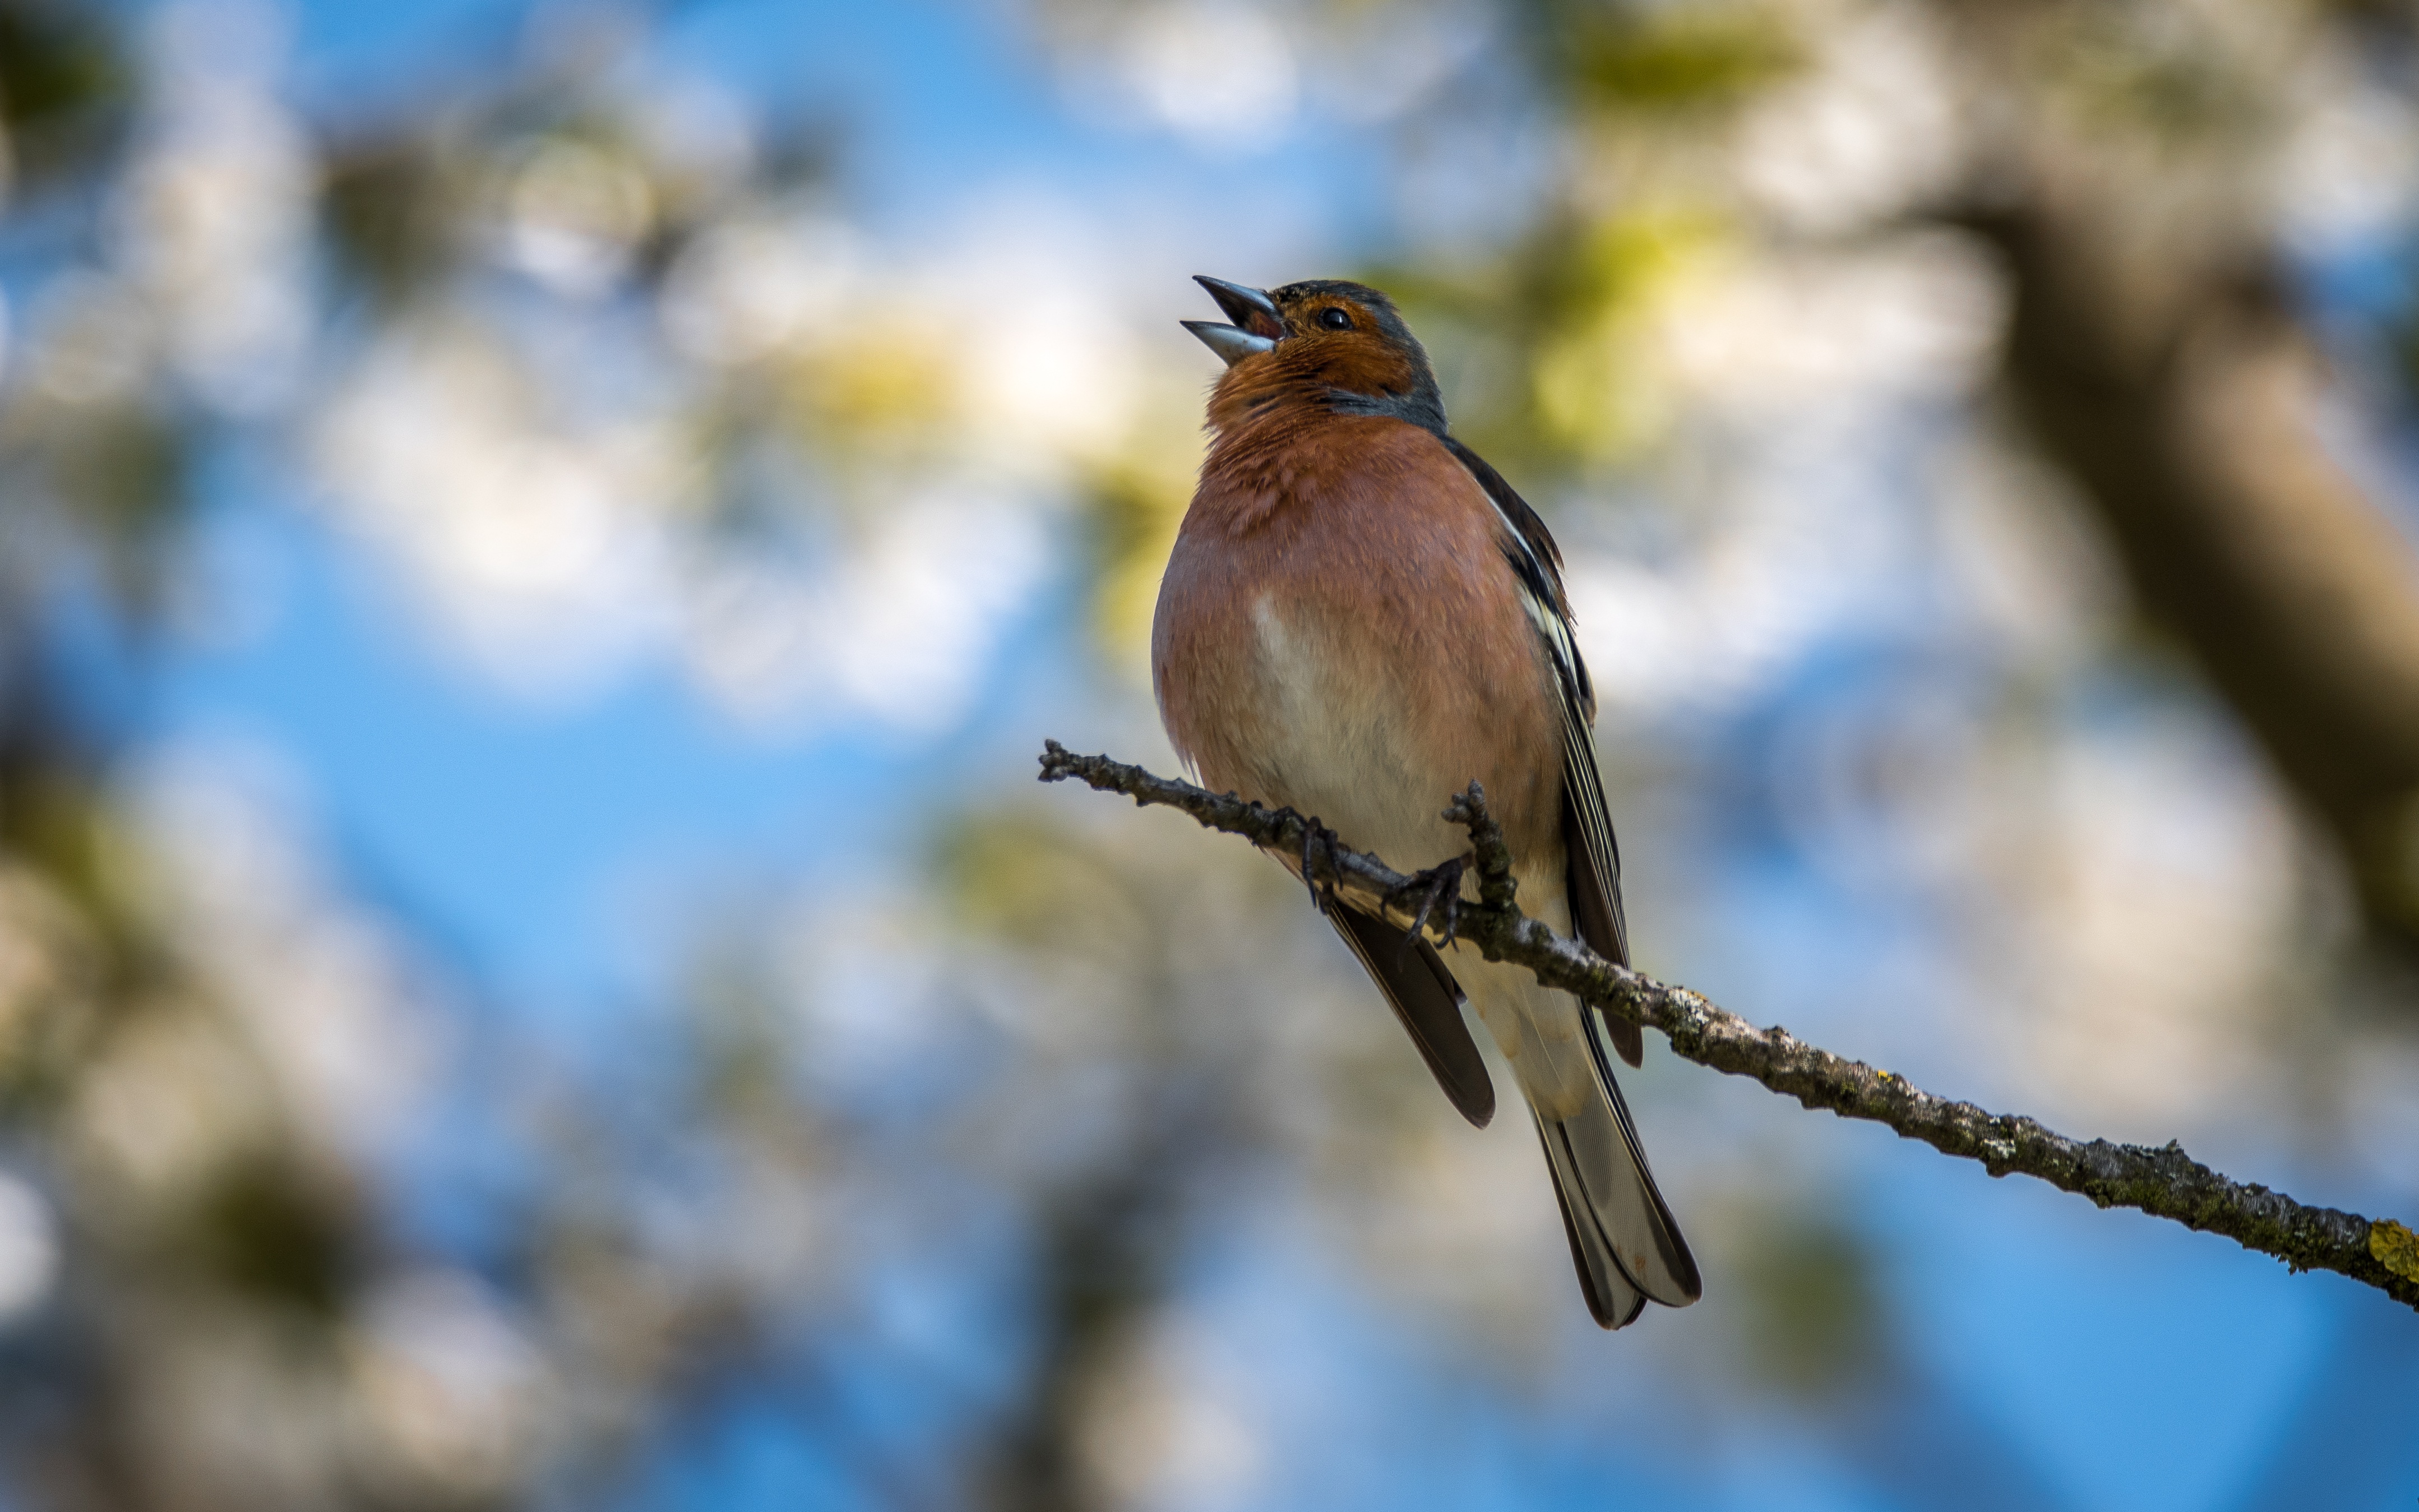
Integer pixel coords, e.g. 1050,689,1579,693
1152,274,1700,1329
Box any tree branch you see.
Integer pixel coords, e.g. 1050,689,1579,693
1038,741,2419,1313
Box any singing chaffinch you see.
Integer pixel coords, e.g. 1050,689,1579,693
1153,275,1700,1328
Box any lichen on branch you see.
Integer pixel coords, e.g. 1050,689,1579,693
1038,740,2419,1315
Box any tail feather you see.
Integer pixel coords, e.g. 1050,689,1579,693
1559,1008,1699,1311
1478,964,1700,1325
1538,1121,1646,1328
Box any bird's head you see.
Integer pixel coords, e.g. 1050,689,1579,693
1184,275,1445,433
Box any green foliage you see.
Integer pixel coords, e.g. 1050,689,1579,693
55,407,191,593
178,1156,360,1320
321,140,464,309
2053,12,2263,145
1078,454,1196,662
1567,3,1801,116
0,0,128,184
941,811,1151,956
1729,1210,1886,1398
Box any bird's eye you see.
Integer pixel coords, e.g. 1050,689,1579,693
1317,307,1354,331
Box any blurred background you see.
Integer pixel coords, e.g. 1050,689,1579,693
2,0,2417,1506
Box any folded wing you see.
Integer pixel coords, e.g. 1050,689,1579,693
1443,437,1642,1066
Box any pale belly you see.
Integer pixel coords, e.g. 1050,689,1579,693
1247,588,1591,1106
1239,592,1469,877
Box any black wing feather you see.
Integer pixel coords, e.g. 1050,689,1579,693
1442,437,1643,1067
1330,906,1495,1128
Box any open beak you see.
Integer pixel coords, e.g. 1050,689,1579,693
1183,275,1280,367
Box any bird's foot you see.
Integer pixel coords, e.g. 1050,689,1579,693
1392,856,1467,950
1272,807,1344,915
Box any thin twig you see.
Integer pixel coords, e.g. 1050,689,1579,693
1038,740,2419,1314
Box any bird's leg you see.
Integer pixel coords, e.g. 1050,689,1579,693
1392,856,1467,950
1271,806,1344,915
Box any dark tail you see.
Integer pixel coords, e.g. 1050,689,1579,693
1529,1004,1699,1326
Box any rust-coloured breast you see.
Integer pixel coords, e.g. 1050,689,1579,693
1150,414,1564,866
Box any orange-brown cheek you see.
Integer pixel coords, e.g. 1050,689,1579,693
1317,341,1418,397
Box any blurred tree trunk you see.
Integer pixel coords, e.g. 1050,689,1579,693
1971,193,2419,948
1913,0,2419,957
986,1160,1167,1512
